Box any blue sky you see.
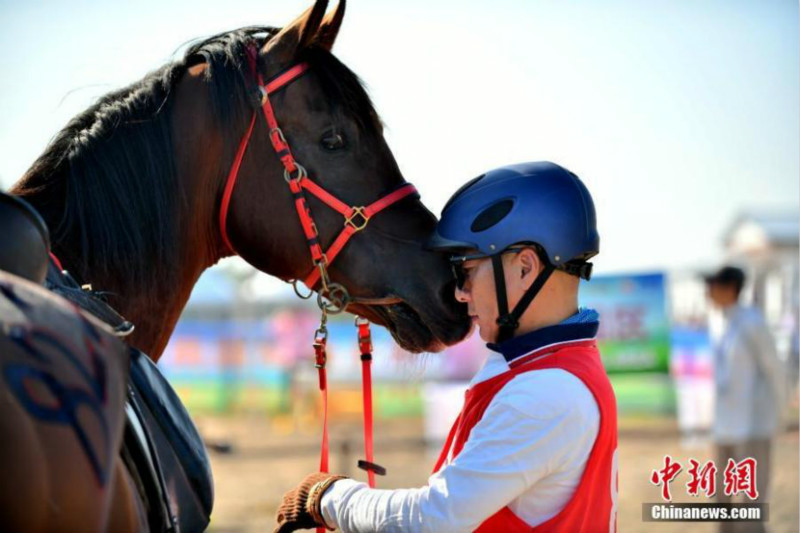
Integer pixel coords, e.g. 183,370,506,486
0,0,797,276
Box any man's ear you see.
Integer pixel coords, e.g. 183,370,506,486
261,0,329,69
518,248,543,283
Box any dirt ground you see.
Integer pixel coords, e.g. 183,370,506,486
196,414,799,533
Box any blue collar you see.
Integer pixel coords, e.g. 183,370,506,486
487,308,600,364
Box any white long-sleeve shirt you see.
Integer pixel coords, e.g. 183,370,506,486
321,349,600,533
712,304,785,444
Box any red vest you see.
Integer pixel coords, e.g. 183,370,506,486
432,340,618,533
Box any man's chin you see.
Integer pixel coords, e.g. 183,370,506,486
475,325,495,344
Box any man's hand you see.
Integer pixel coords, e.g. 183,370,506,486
273,472,347,533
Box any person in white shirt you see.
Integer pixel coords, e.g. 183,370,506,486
273,162,618,533
705,265,785,533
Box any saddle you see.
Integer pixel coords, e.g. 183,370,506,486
0,192,50,283
46,262,214,533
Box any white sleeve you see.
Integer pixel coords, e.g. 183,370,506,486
745,316,786,407
321,371,599,533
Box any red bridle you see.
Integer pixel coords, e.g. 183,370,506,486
218,46,418,291
219,45,408,488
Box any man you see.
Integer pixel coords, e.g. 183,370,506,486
274,161,618,533
705,266,784,533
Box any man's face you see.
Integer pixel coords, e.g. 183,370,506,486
706,282,737,309
454,255,499,342
453,250,530,343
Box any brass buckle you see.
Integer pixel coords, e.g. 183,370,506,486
344,206,370,232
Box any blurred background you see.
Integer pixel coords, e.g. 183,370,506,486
1,0,798,532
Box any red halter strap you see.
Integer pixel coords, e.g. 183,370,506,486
218,46,418,291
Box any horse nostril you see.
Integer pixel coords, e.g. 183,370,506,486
440,279,464,307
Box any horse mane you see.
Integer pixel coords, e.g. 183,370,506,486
11,25,380,292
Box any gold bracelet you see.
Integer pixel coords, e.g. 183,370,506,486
306,476,347,530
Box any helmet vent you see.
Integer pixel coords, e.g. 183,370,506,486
471,199,514,233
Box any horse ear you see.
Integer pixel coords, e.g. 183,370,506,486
262,0,329,63
315,0,346,51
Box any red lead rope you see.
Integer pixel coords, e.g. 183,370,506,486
356,317,386,488
358,320,375,488
313,318,385,489
313,328,330,474
313,326,329,533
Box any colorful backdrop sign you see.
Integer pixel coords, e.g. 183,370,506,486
580,272,670,374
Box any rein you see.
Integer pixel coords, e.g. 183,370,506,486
219,44,401,486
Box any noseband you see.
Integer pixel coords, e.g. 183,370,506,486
218,44,417,313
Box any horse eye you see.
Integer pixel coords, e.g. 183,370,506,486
320,131,346,151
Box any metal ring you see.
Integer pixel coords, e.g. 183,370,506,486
317,282,350,314
283,163,307,184
291,280,313,300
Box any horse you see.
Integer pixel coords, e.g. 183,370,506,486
2,1,470,530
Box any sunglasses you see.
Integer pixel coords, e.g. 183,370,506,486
449,247,527,290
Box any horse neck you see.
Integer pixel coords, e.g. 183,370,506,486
114,258,208,361
104,151,226,360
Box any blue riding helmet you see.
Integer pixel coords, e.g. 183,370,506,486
428,161,599,343
428,161,599,278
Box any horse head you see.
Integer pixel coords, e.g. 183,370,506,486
190,0,470,353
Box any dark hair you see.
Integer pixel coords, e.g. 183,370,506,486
704,266,746,296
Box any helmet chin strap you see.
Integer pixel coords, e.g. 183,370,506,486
491,254,555,344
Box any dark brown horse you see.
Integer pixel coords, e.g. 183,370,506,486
3,1,469,530
11,1,468,361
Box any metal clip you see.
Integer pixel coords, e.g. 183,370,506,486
313,255,331,294
313,319,328,368
314,327,328,344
